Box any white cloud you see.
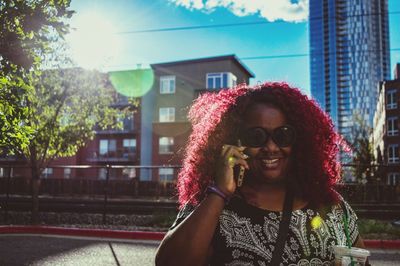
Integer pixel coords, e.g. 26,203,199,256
170,0,309,22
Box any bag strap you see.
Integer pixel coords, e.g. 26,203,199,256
270,189,294,266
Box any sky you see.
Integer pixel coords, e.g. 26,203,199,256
66,0,400,95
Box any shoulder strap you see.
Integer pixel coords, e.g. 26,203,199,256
270,189,294,266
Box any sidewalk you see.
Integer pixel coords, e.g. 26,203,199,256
1,226,399,265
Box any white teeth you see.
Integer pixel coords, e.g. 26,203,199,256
262,159,279,164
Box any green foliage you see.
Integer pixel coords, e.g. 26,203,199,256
24,68,133,177
350,112,375,183
145,211,177,228
0,0,74,71
358,219,400,239
0,71,33,153
0,0,74,153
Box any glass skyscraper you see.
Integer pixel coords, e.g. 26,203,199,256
309,0,390,141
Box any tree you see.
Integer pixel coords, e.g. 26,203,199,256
0,0,74,153
23,68,135,224
350,112,375,183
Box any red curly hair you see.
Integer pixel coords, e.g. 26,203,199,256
177,82,345,208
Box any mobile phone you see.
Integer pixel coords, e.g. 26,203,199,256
236,139,245,187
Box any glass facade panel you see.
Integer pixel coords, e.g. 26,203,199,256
309,0,390,142
388,144,399,164
387,173,400,185
64,168,71,179
159,168,174,182
159,137,174,154
41,168,53,178
99,140,108,155
159,107,175,122
206,73,237,89
123,138,136,153
387,117,399,136
160,76,176,94
387,90,397,109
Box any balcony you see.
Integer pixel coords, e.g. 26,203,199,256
87,149,137,163
94,122,135,135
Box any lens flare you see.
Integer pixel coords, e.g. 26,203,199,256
109,69,154,97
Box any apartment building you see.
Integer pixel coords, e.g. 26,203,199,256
142,55,254,182
0,55,254,183
372,63,400,185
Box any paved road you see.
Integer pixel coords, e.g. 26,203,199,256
0,235,399,265
0,235,158,266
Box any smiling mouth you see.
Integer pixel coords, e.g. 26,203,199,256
261,159,280,167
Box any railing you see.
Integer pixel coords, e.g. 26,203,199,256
0,164,399,199
0,164,399,224
86,149,137,162
0,164,181,224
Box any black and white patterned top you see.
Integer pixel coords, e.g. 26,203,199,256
170,194,359,266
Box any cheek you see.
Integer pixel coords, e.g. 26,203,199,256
245,148,259,158
282,147,292,157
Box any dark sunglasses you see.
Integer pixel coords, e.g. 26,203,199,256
239,125,296,148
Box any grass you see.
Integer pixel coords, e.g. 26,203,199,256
144,211,177,228
358,219,400,240
144,216,400,238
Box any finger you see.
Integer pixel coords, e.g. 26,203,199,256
225,156,249,169
228,148,249,161
221,144,246,154
235,158,250,169
221,144,232,156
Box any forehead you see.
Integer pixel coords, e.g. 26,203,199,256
243,103,287,128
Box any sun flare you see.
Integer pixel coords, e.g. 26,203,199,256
66,12,121,69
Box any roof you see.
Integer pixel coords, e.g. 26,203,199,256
151,54,255,78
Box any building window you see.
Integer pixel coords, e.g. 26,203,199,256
388,144,399,164
123,139,136,153
387,117,399,136
387,173,400,185
64,168,71,179
116,113,134,131
206,72,237,89
160,76,176,94
387,90,397,109
123,116,134,131
99,168,116,179
159,137,174,154
99,139,117,156
41,168,53,178
99,168,107,180
159,107,175,122
122,167,136,178
159,168,174,182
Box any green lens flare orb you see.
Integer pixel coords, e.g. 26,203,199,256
109,69,154,97
311,215,323,230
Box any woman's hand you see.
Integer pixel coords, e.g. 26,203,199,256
215,144,249,196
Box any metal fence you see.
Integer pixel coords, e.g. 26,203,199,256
0,164,399,200
0,164,399,224
0,164,180,198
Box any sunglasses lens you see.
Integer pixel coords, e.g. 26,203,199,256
241,126,296,148
273,126,296,147
242,127,268,147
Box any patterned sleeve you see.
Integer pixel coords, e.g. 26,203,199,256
169,203,196,230
340,198,360,246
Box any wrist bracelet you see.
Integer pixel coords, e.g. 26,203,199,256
206,185,230,204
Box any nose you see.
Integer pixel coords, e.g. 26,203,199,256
262,135,280,152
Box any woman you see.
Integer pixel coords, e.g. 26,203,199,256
156,82,366,265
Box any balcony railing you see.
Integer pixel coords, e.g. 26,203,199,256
87,149,137,162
